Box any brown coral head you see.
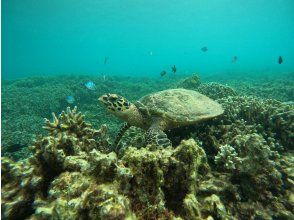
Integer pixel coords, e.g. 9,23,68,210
99,93,131,113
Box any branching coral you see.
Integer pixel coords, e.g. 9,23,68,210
1,107,112,219
214,144,242,171
218,96,294,150
229,134,283,200
213,133,283,201
2,102,293,220
196,82,238,100
31,107,110,173
43,106,109,152
1,157,44,219
170,95,294,219
2,106,213,220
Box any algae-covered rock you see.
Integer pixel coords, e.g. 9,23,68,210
163,139,209,213
120,146,168,218
87,150,117,182
81,183,134,219
120,139,209,219
202,194,229,219
1,157,44,219
182,194,201,219
33,172,135,219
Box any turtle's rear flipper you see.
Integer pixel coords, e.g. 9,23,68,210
146,120,171,148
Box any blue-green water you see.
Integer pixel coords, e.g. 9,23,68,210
2,0,294,79
2,2,294,219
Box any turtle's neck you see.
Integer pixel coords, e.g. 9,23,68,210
124,103,149,129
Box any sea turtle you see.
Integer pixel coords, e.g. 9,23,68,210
99,88,224,149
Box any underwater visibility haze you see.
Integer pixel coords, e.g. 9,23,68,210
1,0,294,219
2,0,294,78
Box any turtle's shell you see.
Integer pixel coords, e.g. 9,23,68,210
138,88,223,125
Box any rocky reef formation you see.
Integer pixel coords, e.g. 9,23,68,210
183,95,294,219
2,92,294,219
177,74,201,90
196,82,238,100
177,74,238,100
2,107,214,219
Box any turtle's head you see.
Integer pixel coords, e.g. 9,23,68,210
99,93,133,119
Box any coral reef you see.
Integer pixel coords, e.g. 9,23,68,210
177,74,238,100
204,71,294,101
166,94,294,219
31,107,109,174
1,107,111,219
1,75,181,158
214,144,242,171
1,157,44,219
2,73,294,219
230,73,294,102
177,74,201,90
118,139,209,219
219,96,294,150
2,107,212,219
196,82,238,100
2,73,293,159
32,172,134,219
230,134,282,199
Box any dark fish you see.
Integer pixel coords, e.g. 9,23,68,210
104,57,109,65
278,56,283,64
171,65,177,74
201,47,208,52
160,70,167,77
232,56,238,63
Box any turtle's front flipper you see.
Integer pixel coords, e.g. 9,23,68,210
146,120,171,148
114,123,131,150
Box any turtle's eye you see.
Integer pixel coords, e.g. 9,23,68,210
110,97,116,102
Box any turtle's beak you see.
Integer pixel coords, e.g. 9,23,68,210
98,95,103,102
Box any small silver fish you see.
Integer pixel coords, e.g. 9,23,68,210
66,95,75,104
85,81,97,90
